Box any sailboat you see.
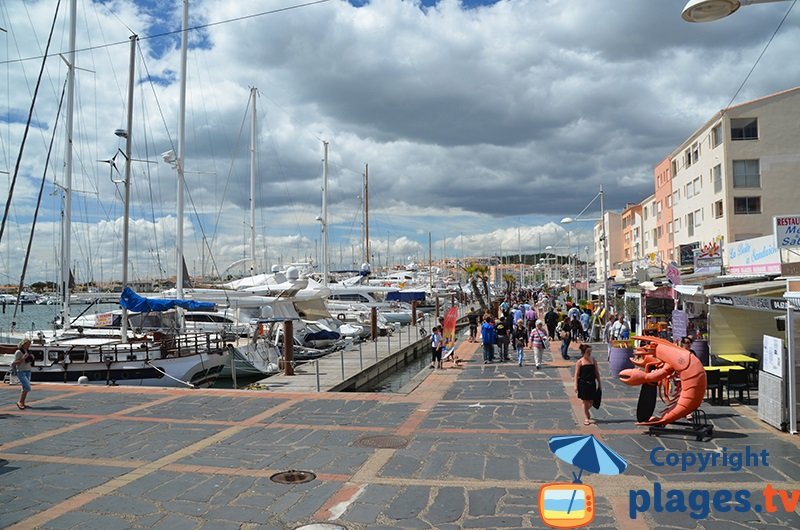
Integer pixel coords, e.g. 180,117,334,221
0,1,229,388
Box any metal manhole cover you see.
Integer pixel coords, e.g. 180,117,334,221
270,470,316,484
353,434,409,449
294,523,347,530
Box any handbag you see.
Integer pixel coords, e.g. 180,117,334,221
559,329,570,340
593,389,602,409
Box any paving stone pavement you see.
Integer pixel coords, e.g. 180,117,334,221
2,339,799,529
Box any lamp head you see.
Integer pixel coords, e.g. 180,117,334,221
161,150,176,164
114,128,128,138
560,217,574,224
545,245,554,250
682,0,740,22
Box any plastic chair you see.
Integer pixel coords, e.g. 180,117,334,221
726,369,751,405
705,370,722,405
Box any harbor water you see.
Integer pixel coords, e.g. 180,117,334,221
0,301,119,338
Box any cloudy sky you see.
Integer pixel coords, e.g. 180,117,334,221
1,0,798,285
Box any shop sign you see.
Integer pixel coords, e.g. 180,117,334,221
710,295,785,311
774,215,800,248
680,243,698,266
726,235,781,275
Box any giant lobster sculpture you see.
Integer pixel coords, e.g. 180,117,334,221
618,336,707,426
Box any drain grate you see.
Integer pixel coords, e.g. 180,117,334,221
353,434,409,449
270,470,317,484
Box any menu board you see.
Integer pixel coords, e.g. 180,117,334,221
671,309,687,343
762,335,783,378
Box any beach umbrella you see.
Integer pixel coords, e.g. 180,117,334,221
548,434,627,482
547,434,628,515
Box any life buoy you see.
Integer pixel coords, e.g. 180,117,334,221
257,324,265,336
337,313,346,321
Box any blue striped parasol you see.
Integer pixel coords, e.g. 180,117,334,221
547,434,628,515
548,434,628,483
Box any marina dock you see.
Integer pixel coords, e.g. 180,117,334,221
2,340,799,529
258,320,448,393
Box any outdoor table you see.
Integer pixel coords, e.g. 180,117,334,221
704,365,745,372
717,354,760,386
717,354,758,364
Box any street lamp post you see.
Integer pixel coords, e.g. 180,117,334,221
561,185,608,315
682,0,788,22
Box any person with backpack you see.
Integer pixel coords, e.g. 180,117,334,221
556,315,572,360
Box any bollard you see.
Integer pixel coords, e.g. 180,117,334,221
388,332,391,353
283,320,295,376
370,307,378,341
340,349,345,379
375,338,378,362
359,341,363,370
230,345,237,390
315,359,320,392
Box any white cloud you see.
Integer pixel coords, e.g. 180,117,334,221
1,0,797,284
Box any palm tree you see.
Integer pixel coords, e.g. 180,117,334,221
502,273,516,301
462,261,489,311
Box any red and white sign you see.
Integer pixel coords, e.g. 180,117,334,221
774,215,800,249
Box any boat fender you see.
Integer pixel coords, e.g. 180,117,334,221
337,314,346,321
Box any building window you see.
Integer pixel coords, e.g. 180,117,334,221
713,200,723,219
685,148,692,168
687,214,694,237
668,222,673,242
713,164,722,193
692,142,699,163
732,159,760,188
711,123,723,147
686,183,693,199
734,196,761,214
671,159,678,177
731,117,758,141
666,195,672,208
643,207,647,221
694,208,703,226
674,218,681,232
693,177,701,195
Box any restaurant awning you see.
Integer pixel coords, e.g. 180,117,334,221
703,280,785,298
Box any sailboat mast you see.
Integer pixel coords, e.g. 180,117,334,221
120,34,137,342
249,87,257,277
364,163,369,265
176,0,188,299
60,0,77,329
321,141,328,287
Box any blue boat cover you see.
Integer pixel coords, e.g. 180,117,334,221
386,291,426,302
120,286,216,312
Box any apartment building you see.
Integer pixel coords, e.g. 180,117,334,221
594,211,622,282
620,203,643,274
640,193,658,259
664,86,800,266
654,158,673,263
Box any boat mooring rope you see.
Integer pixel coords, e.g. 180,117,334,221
145,361,196,388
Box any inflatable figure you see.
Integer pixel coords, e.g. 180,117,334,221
618,336,707,426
